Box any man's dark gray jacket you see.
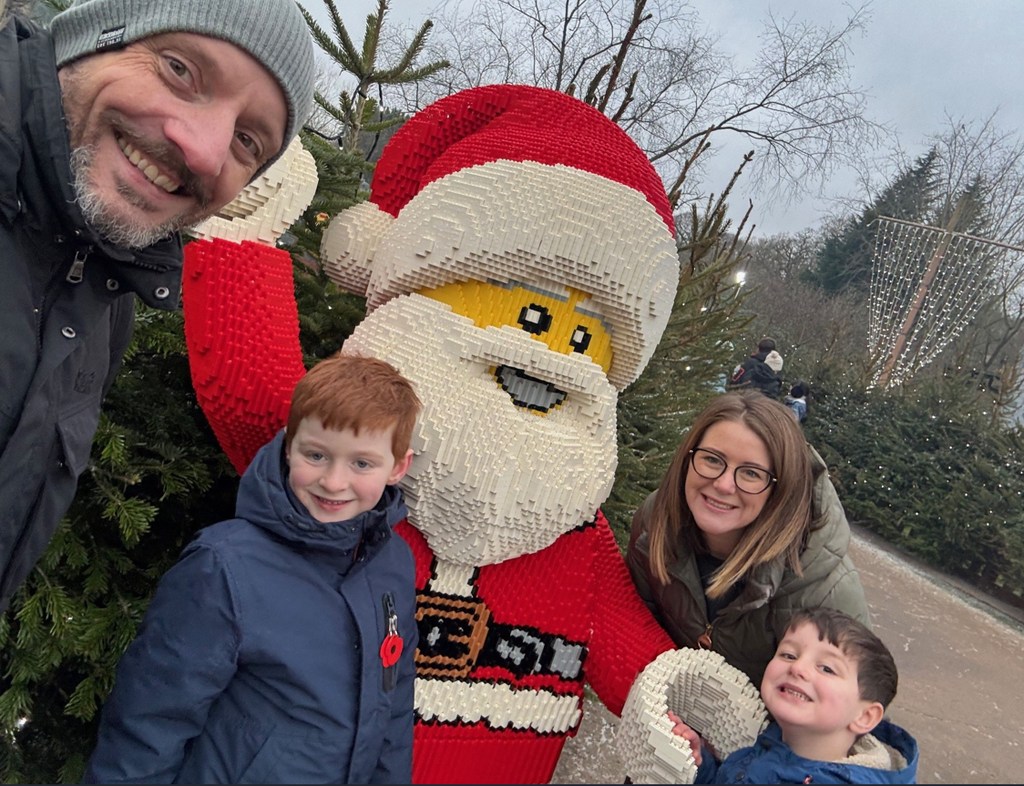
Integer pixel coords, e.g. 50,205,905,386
0,15,183,611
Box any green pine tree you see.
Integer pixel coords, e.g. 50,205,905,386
0,307,238,784
807,148,940,295
606,175,754,545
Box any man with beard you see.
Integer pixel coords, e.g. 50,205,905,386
0,0,314,612
182,85,683,783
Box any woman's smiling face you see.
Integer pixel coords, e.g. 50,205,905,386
684,419,773,558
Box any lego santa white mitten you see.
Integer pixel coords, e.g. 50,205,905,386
616,648,768,784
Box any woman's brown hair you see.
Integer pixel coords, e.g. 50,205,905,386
645,392,813,597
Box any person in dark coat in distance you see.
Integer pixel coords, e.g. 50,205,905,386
727,337,783,398
83,355,422,784
670,608,919,784
0,0,314,613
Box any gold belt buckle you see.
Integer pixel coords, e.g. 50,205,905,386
415,590,491,678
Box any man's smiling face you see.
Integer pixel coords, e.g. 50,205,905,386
59,32,286,248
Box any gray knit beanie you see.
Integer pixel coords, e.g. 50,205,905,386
50,0,315,171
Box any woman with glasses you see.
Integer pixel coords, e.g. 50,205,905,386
626,391,869,685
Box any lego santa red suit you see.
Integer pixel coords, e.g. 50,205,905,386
183,84,681,784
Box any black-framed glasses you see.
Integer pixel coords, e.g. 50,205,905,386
688,448,776,495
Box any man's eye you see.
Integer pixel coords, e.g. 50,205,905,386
236,131,260,156
165,56,191,81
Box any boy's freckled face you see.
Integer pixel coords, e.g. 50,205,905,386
285,417,410,524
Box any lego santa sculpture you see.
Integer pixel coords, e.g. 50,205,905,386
183,84,682,783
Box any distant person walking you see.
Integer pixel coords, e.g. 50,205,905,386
784,382,809,424
727,338,783,398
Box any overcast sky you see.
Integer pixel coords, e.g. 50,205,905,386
693,0,1024,236
319,0,1024,237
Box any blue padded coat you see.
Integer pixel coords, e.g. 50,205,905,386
696,720,919,784
83,430,417,784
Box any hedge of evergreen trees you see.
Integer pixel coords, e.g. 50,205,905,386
807,379,1024,610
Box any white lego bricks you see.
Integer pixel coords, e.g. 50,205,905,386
341,293,620,566
616,648,768,784
322,159,678,391
191,135,318,244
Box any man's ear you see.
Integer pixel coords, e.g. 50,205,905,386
849,701,885,736
388,449,414,485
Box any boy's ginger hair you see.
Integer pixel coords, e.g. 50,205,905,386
286,354,421,461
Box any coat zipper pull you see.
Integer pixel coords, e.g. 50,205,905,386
66,248,89,283
697,623,713,649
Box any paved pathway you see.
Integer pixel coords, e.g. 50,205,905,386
552,529,1024,783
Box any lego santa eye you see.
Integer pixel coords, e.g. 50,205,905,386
517,304,552,335
570,325,592,354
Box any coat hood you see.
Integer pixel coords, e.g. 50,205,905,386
236,430,408,561
735,720,919,784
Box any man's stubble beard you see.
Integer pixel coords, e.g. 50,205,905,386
68,145,191,249
61,67,212,249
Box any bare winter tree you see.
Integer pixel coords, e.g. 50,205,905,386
918,113,1024,407
738,231,870,384
382,0,886,215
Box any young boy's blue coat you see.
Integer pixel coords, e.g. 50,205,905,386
84,429,417,783
696,720,919,784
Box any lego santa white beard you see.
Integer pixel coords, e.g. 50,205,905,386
343,293,619,567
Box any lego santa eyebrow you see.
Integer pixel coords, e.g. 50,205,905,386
488,278,613,335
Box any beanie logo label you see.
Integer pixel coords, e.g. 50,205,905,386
95,26,125,51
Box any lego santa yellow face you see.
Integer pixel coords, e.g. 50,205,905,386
422,279,613,383
321,85,680,565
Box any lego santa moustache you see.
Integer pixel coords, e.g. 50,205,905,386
183,84,681,783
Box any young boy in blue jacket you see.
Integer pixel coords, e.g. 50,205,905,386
671,607,920,784
84,354,422,784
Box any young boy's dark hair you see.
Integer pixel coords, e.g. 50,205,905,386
784,607,898,710
286,353,421,459
789,381,808,400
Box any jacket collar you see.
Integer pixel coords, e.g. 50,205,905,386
237,430,409,564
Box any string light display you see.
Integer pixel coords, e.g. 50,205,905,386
867,216,1022,389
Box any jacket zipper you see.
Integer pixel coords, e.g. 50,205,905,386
66,247,90,283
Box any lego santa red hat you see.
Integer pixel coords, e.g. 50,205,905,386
322,84,679,390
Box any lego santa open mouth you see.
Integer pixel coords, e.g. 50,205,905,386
494,365,567,412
